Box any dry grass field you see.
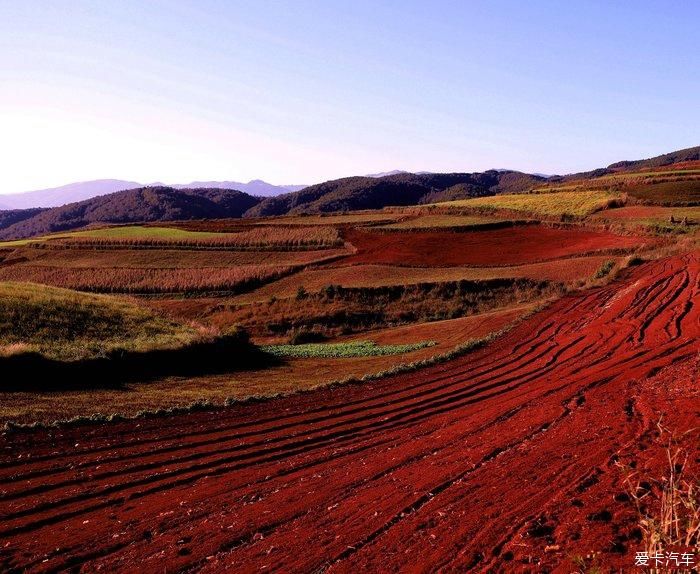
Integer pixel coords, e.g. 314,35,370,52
5,246,349,268
0,263,297,294
430,190,623,218
0,224,344,250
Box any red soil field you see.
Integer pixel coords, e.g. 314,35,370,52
0,253,697,572
590,206,668,220
340,226,653,267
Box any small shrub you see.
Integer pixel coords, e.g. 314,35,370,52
288,329,329,345
594,260,616,279
617,422,699,562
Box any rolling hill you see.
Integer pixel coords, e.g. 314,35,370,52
0,179,306,210
0,180,142,210
244,171,545,217
169,180,306,196
0,187,260,240
607,145,700,171
0,208,49,232
558,145,700,181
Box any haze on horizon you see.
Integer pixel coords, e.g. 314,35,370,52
1,0,698,195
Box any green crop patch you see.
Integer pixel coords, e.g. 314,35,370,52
262,340,436,359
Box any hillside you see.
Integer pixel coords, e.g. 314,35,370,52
0,208,49,232
607,145,700,171
0,187,260,240
244,171,545,217
0,282,200,361
0,179,305,209
558,145,700,181
169,179,306,196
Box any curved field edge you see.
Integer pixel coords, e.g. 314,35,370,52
1,310,533,431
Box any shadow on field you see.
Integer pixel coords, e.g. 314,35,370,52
0,335,281,392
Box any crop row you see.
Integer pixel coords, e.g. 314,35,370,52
0,264,296,294
24,225,344,251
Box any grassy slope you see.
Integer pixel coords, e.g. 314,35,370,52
69,226,224,239
0,282,200,360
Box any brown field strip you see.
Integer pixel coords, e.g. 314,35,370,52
6,246,350,269
234,256,622,303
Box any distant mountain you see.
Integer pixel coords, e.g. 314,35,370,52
0,180,141,210
365,170,409,178
0,179,306,210
168,180,307,196
0,187,261,240
244,171,545,217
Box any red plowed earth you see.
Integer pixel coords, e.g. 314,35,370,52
0,254,698,573
339,227,654,267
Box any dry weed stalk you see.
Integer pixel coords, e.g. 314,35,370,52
618,420,699,572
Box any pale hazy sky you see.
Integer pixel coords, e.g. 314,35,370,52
1,1,698,194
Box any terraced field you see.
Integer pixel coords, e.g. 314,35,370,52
0,254,696,572
0,225,344,250
0,306,529,423
235,256,623,302
375,214,507,230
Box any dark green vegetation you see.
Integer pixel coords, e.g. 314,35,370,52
223,279,562,339
0,186,261,240
244,171,545,217
593,260,616,279
0,208,49,230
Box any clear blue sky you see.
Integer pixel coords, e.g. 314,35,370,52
1,0,698,192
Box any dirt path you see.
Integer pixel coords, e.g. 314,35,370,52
0,254,697,573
